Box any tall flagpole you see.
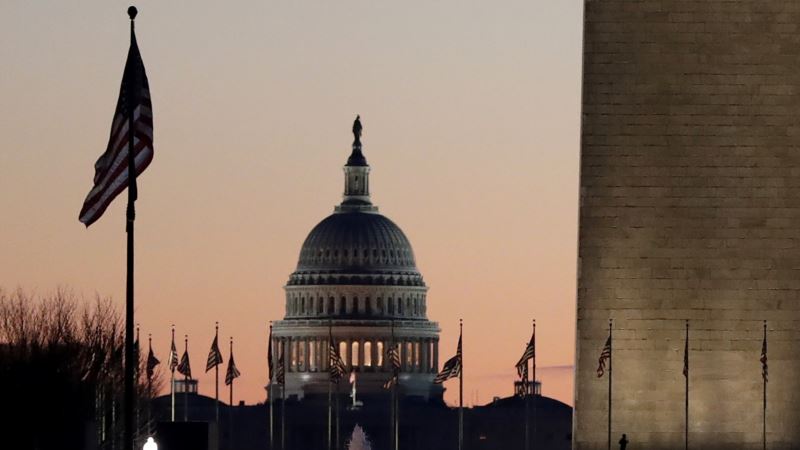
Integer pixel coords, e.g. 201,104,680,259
532,320,537,450
269,323,274,450
281,338,286,450
215,322,220,424
124,7,139,450
171,325,176,422
608,319,612,450
763,320,767,450
328,322,333,450
459,319,463,450
393,320,399,450
229,337,234,406
184,335,189,422
147,334,152,431
685,320,689,450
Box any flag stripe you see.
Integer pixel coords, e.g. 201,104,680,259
79,30,154,227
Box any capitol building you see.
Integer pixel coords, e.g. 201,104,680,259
270,119,442,400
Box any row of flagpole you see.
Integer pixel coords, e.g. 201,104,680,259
77,11,535,450
596,319,770,450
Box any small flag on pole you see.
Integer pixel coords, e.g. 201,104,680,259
78,24,154,227
683,330,689,378
268,325,274,382
329,330,347,382
434,334,462,384
177,344,192,379
383,343,401,389
206,335,224,372
597,335,611,378
516,326,535,378
169,333,179,372
225,349,241,386
761,328,768,383
146,345,160,379
276,344,286,384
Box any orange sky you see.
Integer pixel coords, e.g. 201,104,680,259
0,1,582,407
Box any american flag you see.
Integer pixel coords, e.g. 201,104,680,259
177,346,192,379
268,326,274,382
146,346,160,380
516,364,529,398
329,331,347,383
597,335,611,378
225,350,241,386
761,328,768,383
79,27,153,227
683,323,689,378
434,334,462,384
169,335,179,372
276,345,286,384
383,343,401,389
206,335,223,372
516,326,535,379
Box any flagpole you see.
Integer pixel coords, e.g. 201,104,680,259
336,381,341,450
608,319,612,450
171,325,176,422
763,320,767,450
269,323,274,450
147,334,153,432
281,338,286,450
393,321,399,450
685,320,689,450
215,322,220,424
231,336,237,450
135,324,140,438
124,7,139,450
229,337,234,406
458,319,463,450
328,322,333,450
184,335,189,422
532,319,536,450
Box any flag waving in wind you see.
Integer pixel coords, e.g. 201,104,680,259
225,348,241,386
329,328,347,382
597,335,611,378
79,23,154,226
206,334,224,372
434,334,462,384
761,324,768,383
177,337,192,379
516,323,535,379
383,343,401,389
146,336,160,380
169,332,179,372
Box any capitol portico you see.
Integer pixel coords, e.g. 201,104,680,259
270,118,442,400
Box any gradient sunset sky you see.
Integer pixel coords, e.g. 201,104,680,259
0,1,582,406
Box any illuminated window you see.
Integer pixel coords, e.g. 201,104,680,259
377,341,384,367
415,342,421,368
298,340,306,371
352,341,360,367
364,342,372,367
405,342,413,367
339,341,348,367
290,340,297,370
309,341,316,371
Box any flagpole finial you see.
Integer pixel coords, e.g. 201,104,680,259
127,6,138,20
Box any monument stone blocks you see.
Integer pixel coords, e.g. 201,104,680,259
576,1,800,448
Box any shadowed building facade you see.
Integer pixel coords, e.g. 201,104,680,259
576,2,800,449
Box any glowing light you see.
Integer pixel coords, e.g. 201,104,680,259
143,437,158,450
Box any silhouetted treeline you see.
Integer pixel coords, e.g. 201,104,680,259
0,287,163,450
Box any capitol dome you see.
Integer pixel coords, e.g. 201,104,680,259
270,117,441,400
289,211,425,287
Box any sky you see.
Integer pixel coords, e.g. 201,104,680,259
0,1,583,407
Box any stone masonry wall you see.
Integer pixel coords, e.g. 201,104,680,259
576,1,800,449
